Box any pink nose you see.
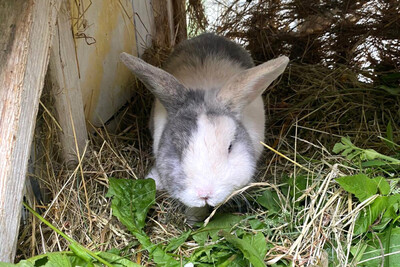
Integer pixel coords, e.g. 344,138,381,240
197,188,213,200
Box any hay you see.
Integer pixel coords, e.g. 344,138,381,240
16,1,400,265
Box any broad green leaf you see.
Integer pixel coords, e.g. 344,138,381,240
106,178,156,232
107,178,179,266
347,151,360,160
242,232,268,259
384,194,400,219
192,214,243,245
1,261,34,267
373,216,392,232
151,248,181,267
44,253,72,267
217,254,247,267
332,142,347,154
372,177,391,195
192,231,208,246
342,147,354,157
350,242,369,266
374,195,400,231
362,160,391,167
190,243,239,265
18,253,80,267
332,137,360,161
354,196,388,235
336,174,378,202
333,137,400,164
341,136,354,147
256,189,280,214
221,231,265,267
96,252,142,267
191,246,214,263
165,230,191,252
106,248,121,255
217,254,241,267
357,227,400,266
69,255,94,267
362,149,382,161
362,150,400,164
249,219,265,230
2,252,136,267
288,175,308,200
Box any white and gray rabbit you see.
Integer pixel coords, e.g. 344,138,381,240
120,33,288,221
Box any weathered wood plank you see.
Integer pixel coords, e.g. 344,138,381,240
69,0,137,128
49,0,88,168
132,0,155,57
0,0,61,262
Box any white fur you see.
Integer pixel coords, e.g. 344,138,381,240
178,114,255,207
152,99,167,157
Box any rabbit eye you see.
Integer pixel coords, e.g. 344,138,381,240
228,143,233,153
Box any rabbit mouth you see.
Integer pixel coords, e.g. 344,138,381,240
178,195,212,208
178,189,230,208
182,198,209,208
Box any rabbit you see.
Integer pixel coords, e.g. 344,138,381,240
120,33,288,222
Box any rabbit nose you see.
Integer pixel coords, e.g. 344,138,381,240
197,188,212,200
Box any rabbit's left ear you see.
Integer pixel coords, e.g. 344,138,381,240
217,56,289,113
120,52,186,113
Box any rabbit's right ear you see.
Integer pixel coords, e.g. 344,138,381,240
120,52,185,112
217,56,289,113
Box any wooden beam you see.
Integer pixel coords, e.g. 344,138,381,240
0,0,61,262
49,0,88,168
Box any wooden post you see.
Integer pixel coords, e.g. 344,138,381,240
0,0,61,262
49,0,88,168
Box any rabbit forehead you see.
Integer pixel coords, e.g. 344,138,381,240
167,110,236,158
158,89,231,158
195,113,236,144
181,113,237,180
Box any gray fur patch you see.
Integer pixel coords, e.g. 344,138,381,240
164,33,254,71
155,89,205,192
232,119,255,160
158,89,206,158
120,53,187,113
